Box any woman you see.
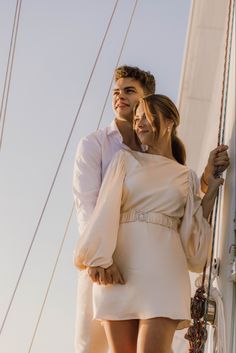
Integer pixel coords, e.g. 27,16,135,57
74,94,225,353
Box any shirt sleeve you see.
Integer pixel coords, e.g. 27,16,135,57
74,150,126,269
73,134,102,234
179,169,212,273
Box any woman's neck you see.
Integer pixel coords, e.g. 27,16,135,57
147,139,174,160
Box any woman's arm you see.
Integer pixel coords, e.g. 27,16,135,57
74,150,126,270
201,175,224,219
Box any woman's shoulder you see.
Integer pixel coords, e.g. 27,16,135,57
184,168,201,194
110,150,143,172
112,149,128,162
186,168,199,182
108,150,130,170
112,149,139,162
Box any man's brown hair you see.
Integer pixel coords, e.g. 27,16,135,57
114,65,156,94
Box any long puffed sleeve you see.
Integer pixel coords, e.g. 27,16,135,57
74,150,126,270
73,134,102,234
179,170,211,273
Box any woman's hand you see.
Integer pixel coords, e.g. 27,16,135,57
105,263,125,285
88,266,107,285
87,263,125,285
201,144,229,193
207,174,224,192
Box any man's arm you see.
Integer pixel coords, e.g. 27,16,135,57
201,144,229,193
73,134,102,234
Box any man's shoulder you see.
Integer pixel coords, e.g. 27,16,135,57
79,124,112,146
76,124,113,158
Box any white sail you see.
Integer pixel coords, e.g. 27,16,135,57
173,1,235,352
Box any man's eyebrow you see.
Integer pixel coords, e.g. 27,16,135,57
112,86,137,91
124,86,137,90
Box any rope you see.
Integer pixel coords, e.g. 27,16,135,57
96,0,139,129
0,0,23,151
230,273,236,352
0,0,120,336
213,4,235,255
25,1,139,350
26,205,74,353
185,0,235,351
204,0,235,327
216,0,235,148
219,0,235,147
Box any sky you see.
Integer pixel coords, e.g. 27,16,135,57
0,1,191,352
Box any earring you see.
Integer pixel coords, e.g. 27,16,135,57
167,126,171,133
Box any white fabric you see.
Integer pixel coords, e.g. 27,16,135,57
210,286,227,353
75,150,211,330
73,121,210,352
73,120,130,234
73,120,128,353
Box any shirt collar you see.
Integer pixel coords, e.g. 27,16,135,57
107,120,123,143
106,119,147,151
107,119,120,134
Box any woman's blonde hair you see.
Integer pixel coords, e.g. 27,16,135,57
134,94,186,165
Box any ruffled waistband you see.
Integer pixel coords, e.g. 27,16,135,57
120,210,180,231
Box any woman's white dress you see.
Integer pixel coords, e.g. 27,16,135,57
75,150,211,329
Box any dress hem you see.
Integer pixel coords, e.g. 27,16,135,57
94,313,190,330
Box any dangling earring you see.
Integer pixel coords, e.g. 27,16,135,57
167,126,171,133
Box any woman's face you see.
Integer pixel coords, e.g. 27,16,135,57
134,102,172,146
133,104,154,145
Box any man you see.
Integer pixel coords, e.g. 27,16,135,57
73,65,229,353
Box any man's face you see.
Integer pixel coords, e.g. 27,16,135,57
112,77,145,121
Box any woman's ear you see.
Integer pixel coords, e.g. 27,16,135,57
166,120,174,133
168,120,174,128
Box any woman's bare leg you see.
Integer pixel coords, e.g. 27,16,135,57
103,319,139,353
137,317,179,353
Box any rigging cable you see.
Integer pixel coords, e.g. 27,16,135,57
184,0,235,351
96,0,139,130
203,0,235,351
209,7,235,351
204,0,235,321
0,0,23,151
26,1,138,351
208,1,236,353
0,0,119,336
26,205,74,353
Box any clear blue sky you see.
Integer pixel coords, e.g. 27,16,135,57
0,1,191,352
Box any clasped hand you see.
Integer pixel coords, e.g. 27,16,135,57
87,263,125,285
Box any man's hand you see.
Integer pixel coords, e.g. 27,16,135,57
87,263,125,285
201,144,230,193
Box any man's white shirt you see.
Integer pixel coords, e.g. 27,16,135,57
73,120,131,234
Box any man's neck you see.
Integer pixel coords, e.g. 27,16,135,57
115,118,141,151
